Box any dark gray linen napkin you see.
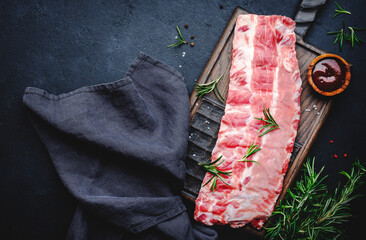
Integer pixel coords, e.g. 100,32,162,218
23,52,217,240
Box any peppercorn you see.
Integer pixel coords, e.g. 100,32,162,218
190,42,195,47
219,4,223,9
184,24,189,29
190,35,195,39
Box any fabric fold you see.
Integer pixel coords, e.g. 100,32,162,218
23,52,217,239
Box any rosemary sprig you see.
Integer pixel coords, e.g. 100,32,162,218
194,75,225,103
348,26,366,47
254,104,280,137
265,158,366,240
199,155,231,192
167,26,188,48
238,142,261,165
333,2,351,18
328,21,347,51
328,21,366,51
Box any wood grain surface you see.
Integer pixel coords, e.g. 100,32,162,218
182,7,331,237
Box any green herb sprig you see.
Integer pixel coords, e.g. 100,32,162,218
328,21,366,51
254,104,280,137
167,26,188,48
238,142,261,165
199,155,231,192
265,158,366,240
194,75,225,104
328,21,347,51
333,2,351,18
348,26,366,47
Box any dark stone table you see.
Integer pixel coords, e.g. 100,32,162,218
1,0,365,239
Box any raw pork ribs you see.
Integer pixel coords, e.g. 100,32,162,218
194,14,302,229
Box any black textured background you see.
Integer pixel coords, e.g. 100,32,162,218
1,0,365,239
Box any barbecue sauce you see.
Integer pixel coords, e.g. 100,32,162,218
312,58,346,92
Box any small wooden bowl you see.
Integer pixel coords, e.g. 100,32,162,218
307,53,351,96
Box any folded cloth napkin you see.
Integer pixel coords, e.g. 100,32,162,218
23,52,218,240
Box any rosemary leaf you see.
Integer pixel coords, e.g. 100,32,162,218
258,126,279,137
240,160,261,166
210,176,217,192
176,25,184,41
202,175,215,187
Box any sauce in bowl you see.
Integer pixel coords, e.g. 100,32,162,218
312,58,346,92
307,54,351,96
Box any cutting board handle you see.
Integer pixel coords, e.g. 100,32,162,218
294,0,327,38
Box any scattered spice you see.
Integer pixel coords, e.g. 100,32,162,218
334,154,338,158
344,154,348,157
329,140,334,143
184,24,189,29
190,35,195,39
219,4,223,9
190,42,195,47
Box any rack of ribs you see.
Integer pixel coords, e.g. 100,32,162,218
194,14,302,229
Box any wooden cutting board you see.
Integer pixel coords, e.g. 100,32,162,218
182,7,332,237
